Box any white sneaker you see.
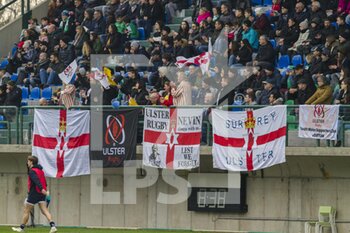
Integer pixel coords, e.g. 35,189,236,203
50,226,58,233
11,227,24,232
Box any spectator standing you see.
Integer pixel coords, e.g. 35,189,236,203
171,71,192,106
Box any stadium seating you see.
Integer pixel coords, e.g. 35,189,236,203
42,87,52,100
0,115,5,129
138,27,146,40
21,87,29,100
10,73,18,82
277,55,290,69
30,87,40,100
305,206,337,233
292,55,303,66
269,39,276,48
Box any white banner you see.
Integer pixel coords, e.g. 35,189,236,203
298,105,339,140
32,109,90,178
59,60,78,84
143,108,203,169
212,106,287,172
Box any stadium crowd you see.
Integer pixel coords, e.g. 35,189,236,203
0,0,349,110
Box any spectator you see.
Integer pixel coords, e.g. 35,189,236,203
58,36,75,66
43,52,65,85
289,64,316,95
73,26,88,57
234,8,245,26
119,67,139,95
59,10,76,40
275,4,289,37
305,75,333,104
289,78,316,104
196,7,211,24
337,1,350,17
131,80,149,105
104,24,123,54
322,18,337,40
242,20,259,51
39,98,48,106
4,81,22,108
253,7,272,36
0,68,10,86
47,24,61,53
251,35,276,67
277,18,300,55
288,19,310,54
159,81,173,106
74,67,90,91
171,71,192,106
269,92,284,105
236,0,251,10
59,84,76,109
216,76,234,105
229,39,252,66
335,79,350,104
0,85,7,105
124,18,139,40
25,52,50,88
147,91,161,105
74,0,86,24
81,9,95,32
338,32,350,60
89,31,102,54
257,78,279,105
115,0,130,20
336,15,350,36
92,10,106,35
175,21,190,40
189,23,200,43
293,2,310,24
219,3,234,24
310,1,327,22
244,92,256,105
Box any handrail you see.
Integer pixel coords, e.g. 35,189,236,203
8,104,350,147
0,0,18,11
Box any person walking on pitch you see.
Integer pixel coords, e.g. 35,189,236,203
12,156,57,233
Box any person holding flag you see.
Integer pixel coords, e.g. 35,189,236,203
12,156,57,233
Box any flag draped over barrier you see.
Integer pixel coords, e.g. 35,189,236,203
32,109,90,178
212,106,287,171
298,105,339,140
143,108,203,169
91,109,139,167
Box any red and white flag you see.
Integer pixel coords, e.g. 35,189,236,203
32,109,90,178
212,106,287,172
175,52,210,74
143,108,203,169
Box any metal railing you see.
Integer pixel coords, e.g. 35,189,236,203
1,105,349,146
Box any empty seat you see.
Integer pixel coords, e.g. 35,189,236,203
21,87,29,99
269,39,276,48
30,87,40,100
138,27,145,40
11,73,18,82
278,55,290,69
42,87,52,100
292,55,303,66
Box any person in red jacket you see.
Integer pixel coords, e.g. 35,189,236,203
12,156,57,233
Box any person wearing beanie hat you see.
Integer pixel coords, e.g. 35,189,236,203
242,20,259,50
288,19,310,52
59,9,75,40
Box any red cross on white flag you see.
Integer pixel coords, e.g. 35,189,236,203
143,108,203,170
32,109,90,178
212,106,287,171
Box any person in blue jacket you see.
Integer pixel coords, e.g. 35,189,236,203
242,20,259,51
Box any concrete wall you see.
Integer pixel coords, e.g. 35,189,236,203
1,146,350,233
0,1,49,58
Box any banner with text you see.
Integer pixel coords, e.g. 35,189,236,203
143,108,203,170
212,106,287,171
91,109,139,167
299,105,339,140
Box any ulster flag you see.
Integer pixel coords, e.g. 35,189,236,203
32,109,90,178
143,108,203,170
